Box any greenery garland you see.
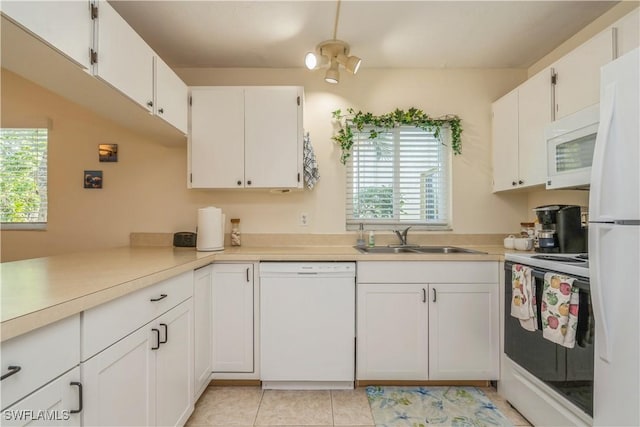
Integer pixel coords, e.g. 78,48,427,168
331,107,462,164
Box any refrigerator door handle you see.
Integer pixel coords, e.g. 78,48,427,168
591,223,614,363
590,82,616,221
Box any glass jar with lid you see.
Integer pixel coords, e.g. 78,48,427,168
230,218,241,246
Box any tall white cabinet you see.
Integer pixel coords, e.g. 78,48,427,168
211,263,255,373
189,86,303,189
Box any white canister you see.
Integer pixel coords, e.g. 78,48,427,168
503,235,516,249
196,207,225,251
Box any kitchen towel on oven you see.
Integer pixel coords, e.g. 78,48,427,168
510,264,537,331
541,272,579,348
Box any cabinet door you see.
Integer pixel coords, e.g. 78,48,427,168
155,300,193,427
211,264,254,373
357,283,428,380
154,56,188,134
1,0,92,70
554,28,614,119
518,68,553,188
193,266,213,399
1,368,81,427
492,89,519,192
428,283,499,380
82,326,155,427
190,87,245,188
614,8,639,57
94,0,154,112
244,87,302,188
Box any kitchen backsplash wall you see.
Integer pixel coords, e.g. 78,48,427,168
2,64,573,261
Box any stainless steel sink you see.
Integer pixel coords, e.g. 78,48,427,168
354,245,487,255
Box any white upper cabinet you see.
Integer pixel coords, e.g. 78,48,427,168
492,68,555,192
154,56,188,134
244,87,303,189
614,7,640,57
189,86,303,189
94,0,154,113
517,68,553,188
553,28,614,119
93,0,188,134
1,0,93,70
492,89,519,192
190,87,245,188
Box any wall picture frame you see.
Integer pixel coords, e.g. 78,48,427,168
84,170,103,189
99,144,118,162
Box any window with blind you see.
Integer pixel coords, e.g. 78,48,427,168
346,126,451,229
0,128,48,228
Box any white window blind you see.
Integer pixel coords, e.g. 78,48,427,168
0,128,48,226
346,126,451,229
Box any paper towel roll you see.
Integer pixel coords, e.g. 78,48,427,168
197,207,225,251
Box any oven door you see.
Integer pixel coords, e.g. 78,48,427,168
504,262,594,416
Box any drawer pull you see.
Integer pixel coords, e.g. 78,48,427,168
422,288,427,303
151,328,161,350
246,267,250,282
70,381,83,414
0,365,21,381
160,323,168,344
432,288,437,303
150,294,168,302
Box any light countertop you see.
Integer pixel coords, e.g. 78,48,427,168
1,244,508,342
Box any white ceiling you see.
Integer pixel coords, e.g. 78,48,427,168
109,0,618,69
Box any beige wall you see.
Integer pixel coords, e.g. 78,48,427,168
2,66,537,261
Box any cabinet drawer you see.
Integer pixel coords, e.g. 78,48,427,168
82,271,193,360
1,315,80,410
357,261,499,284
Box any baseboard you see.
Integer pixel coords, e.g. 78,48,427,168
209,379,262,387
356,380,491,387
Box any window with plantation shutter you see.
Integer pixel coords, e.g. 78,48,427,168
0,128,48,229
346,125,451,230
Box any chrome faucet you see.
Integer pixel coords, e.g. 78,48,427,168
394,226,412,246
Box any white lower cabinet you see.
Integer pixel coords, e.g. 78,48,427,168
211,263,254,373
1,368,82,427
428,283,499,380
82,323,155,427
82,299,193,427
193,265,213,398
356,261,499,381
356,284,428,380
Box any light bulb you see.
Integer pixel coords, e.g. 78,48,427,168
325,58,340,84
304,52,318,70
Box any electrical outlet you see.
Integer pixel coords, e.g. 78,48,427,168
300,213,309,226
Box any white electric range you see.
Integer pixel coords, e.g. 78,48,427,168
505,252,589,278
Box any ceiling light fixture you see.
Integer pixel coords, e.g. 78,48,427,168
304,0,362,84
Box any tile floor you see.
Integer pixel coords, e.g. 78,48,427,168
185,386,531,426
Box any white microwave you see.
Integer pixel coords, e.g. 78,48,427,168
545,103,599,190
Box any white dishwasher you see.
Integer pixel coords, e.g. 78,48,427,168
259,262,356,389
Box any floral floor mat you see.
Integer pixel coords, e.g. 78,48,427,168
366,386,513,427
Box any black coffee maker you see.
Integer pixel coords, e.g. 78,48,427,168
534,205,587,253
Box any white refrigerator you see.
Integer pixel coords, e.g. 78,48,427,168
589,47,640,426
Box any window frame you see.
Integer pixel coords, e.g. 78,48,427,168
1,127,49,231
345,124,452,231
